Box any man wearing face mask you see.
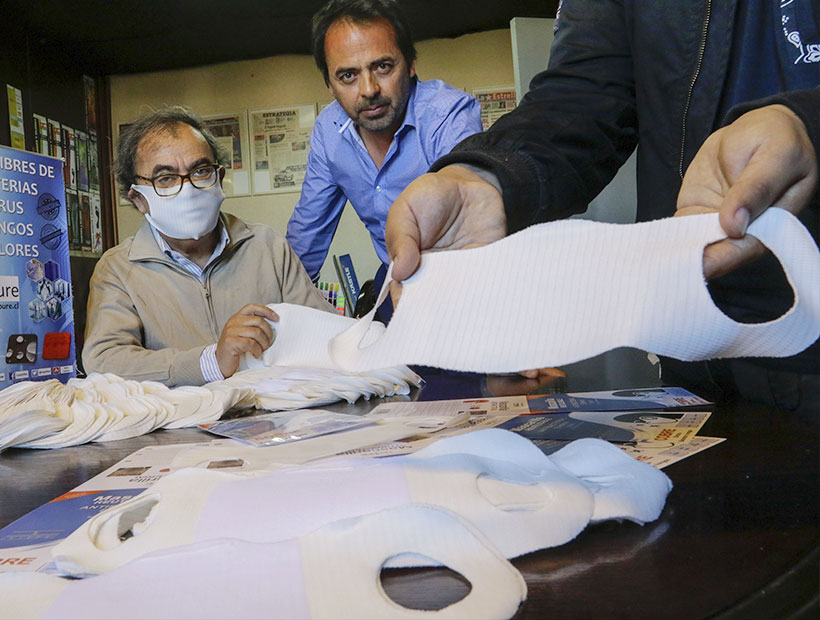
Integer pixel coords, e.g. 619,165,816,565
83,107,330,386
285,0,482,281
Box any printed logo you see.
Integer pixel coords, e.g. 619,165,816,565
0,275,20,302
11,370,30,380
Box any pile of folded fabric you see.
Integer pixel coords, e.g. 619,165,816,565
0,374,255,451
0,306,422,452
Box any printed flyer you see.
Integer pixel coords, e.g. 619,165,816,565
0,144,76,389
526,387,711,414
499,411,711,446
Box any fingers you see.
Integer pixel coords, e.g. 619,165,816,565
236,303,280,323
701,236,766,280
678,104,816,278
717,106,817,237
386,192,424,282
215,304,279,378
385,166,506,283
518,367,567,379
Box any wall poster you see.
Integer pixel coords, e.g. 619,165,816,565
202,112,250,197
249,104,316,195
32,114,49,155
6,85,25,150
0,144,77,388
472,86,518,130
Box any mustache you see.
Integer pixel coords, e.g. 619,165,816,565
357,96,391,112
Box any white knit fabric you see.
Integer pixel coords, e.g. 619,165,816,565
329,209,820,372
51,430,671,577
0,506,527,620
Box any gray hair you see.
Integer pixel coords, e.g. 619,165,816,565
115,106,226,197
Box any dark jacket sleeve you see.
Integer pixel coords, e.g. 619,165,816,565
431,0,638,233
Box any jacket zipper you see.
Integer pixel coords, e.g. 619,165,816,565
139,256,220,338
679,0,712,179
202,266,219,341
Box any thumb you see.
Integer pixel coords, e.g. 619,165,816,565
386,207,422,282
718,162,775,238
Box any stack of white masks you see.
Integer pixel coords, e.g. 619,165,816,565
0,305,422,450
0,430,672,619
0,374,255,451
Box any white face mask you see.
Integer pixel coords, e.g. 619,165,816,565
131,180,224,240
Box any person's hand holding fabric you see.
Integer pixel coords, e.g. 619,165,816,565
676,105,818,279
216,304,279,378
386,164,507,285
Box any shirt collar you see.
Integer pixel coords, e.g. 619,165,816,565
149,220,230,268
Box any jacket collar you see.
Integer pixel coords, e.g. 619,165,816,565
128,212,254,263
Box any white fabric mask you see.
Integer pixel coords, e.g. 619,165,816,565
329,208,820,372
51,430,670,577
0,506,527,620
131,180,224,240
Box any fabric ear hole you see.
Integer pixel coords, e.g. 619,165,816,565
704,246,794,323
477,473,549,511
92,498,159,550
380,555,472,611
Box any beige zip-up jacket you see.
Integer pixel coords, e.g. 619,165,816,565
83,213,331,386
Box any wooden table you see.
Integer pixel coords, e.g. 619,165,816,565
1,349,817,619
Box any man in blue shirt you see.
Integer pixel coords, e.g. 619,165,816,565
286,0,482,280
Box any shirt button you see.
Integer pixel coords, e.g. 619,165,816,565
376,185,381,192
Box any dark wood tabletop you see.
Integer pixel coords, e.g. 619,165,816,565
1,349,817,619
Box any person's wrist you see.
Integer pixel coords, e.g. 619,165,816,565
448,163,502,194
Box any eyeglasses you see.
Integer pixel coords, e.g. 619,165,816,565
135,163,221,197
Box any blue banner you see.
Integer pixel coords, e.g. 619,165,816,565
0,145,76,387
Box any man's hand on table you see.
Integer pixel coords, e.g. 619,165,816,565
676,104,818,280
485,368,567,397
216,304,279,378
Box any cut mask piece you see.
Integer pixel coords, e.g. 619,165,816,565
329,208,820,372
2,506,527,620
239,303,388,371
52,430,671,577
230,303,421,410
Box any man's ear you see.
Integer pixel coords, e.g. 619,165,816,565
127,186,150,215
409,61,416,79
219,166,226,182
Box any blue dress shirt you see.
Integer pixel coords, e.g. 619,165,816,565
286,77,482,279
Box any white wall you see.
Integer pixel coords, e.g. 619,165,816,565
109,29,515,284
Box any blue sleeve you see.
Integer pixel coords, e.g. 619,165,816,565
428,92,484,160
286,122,348,281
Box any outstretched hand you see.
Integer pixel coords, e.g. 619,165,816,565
676,104,817,279
386,164,507,283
